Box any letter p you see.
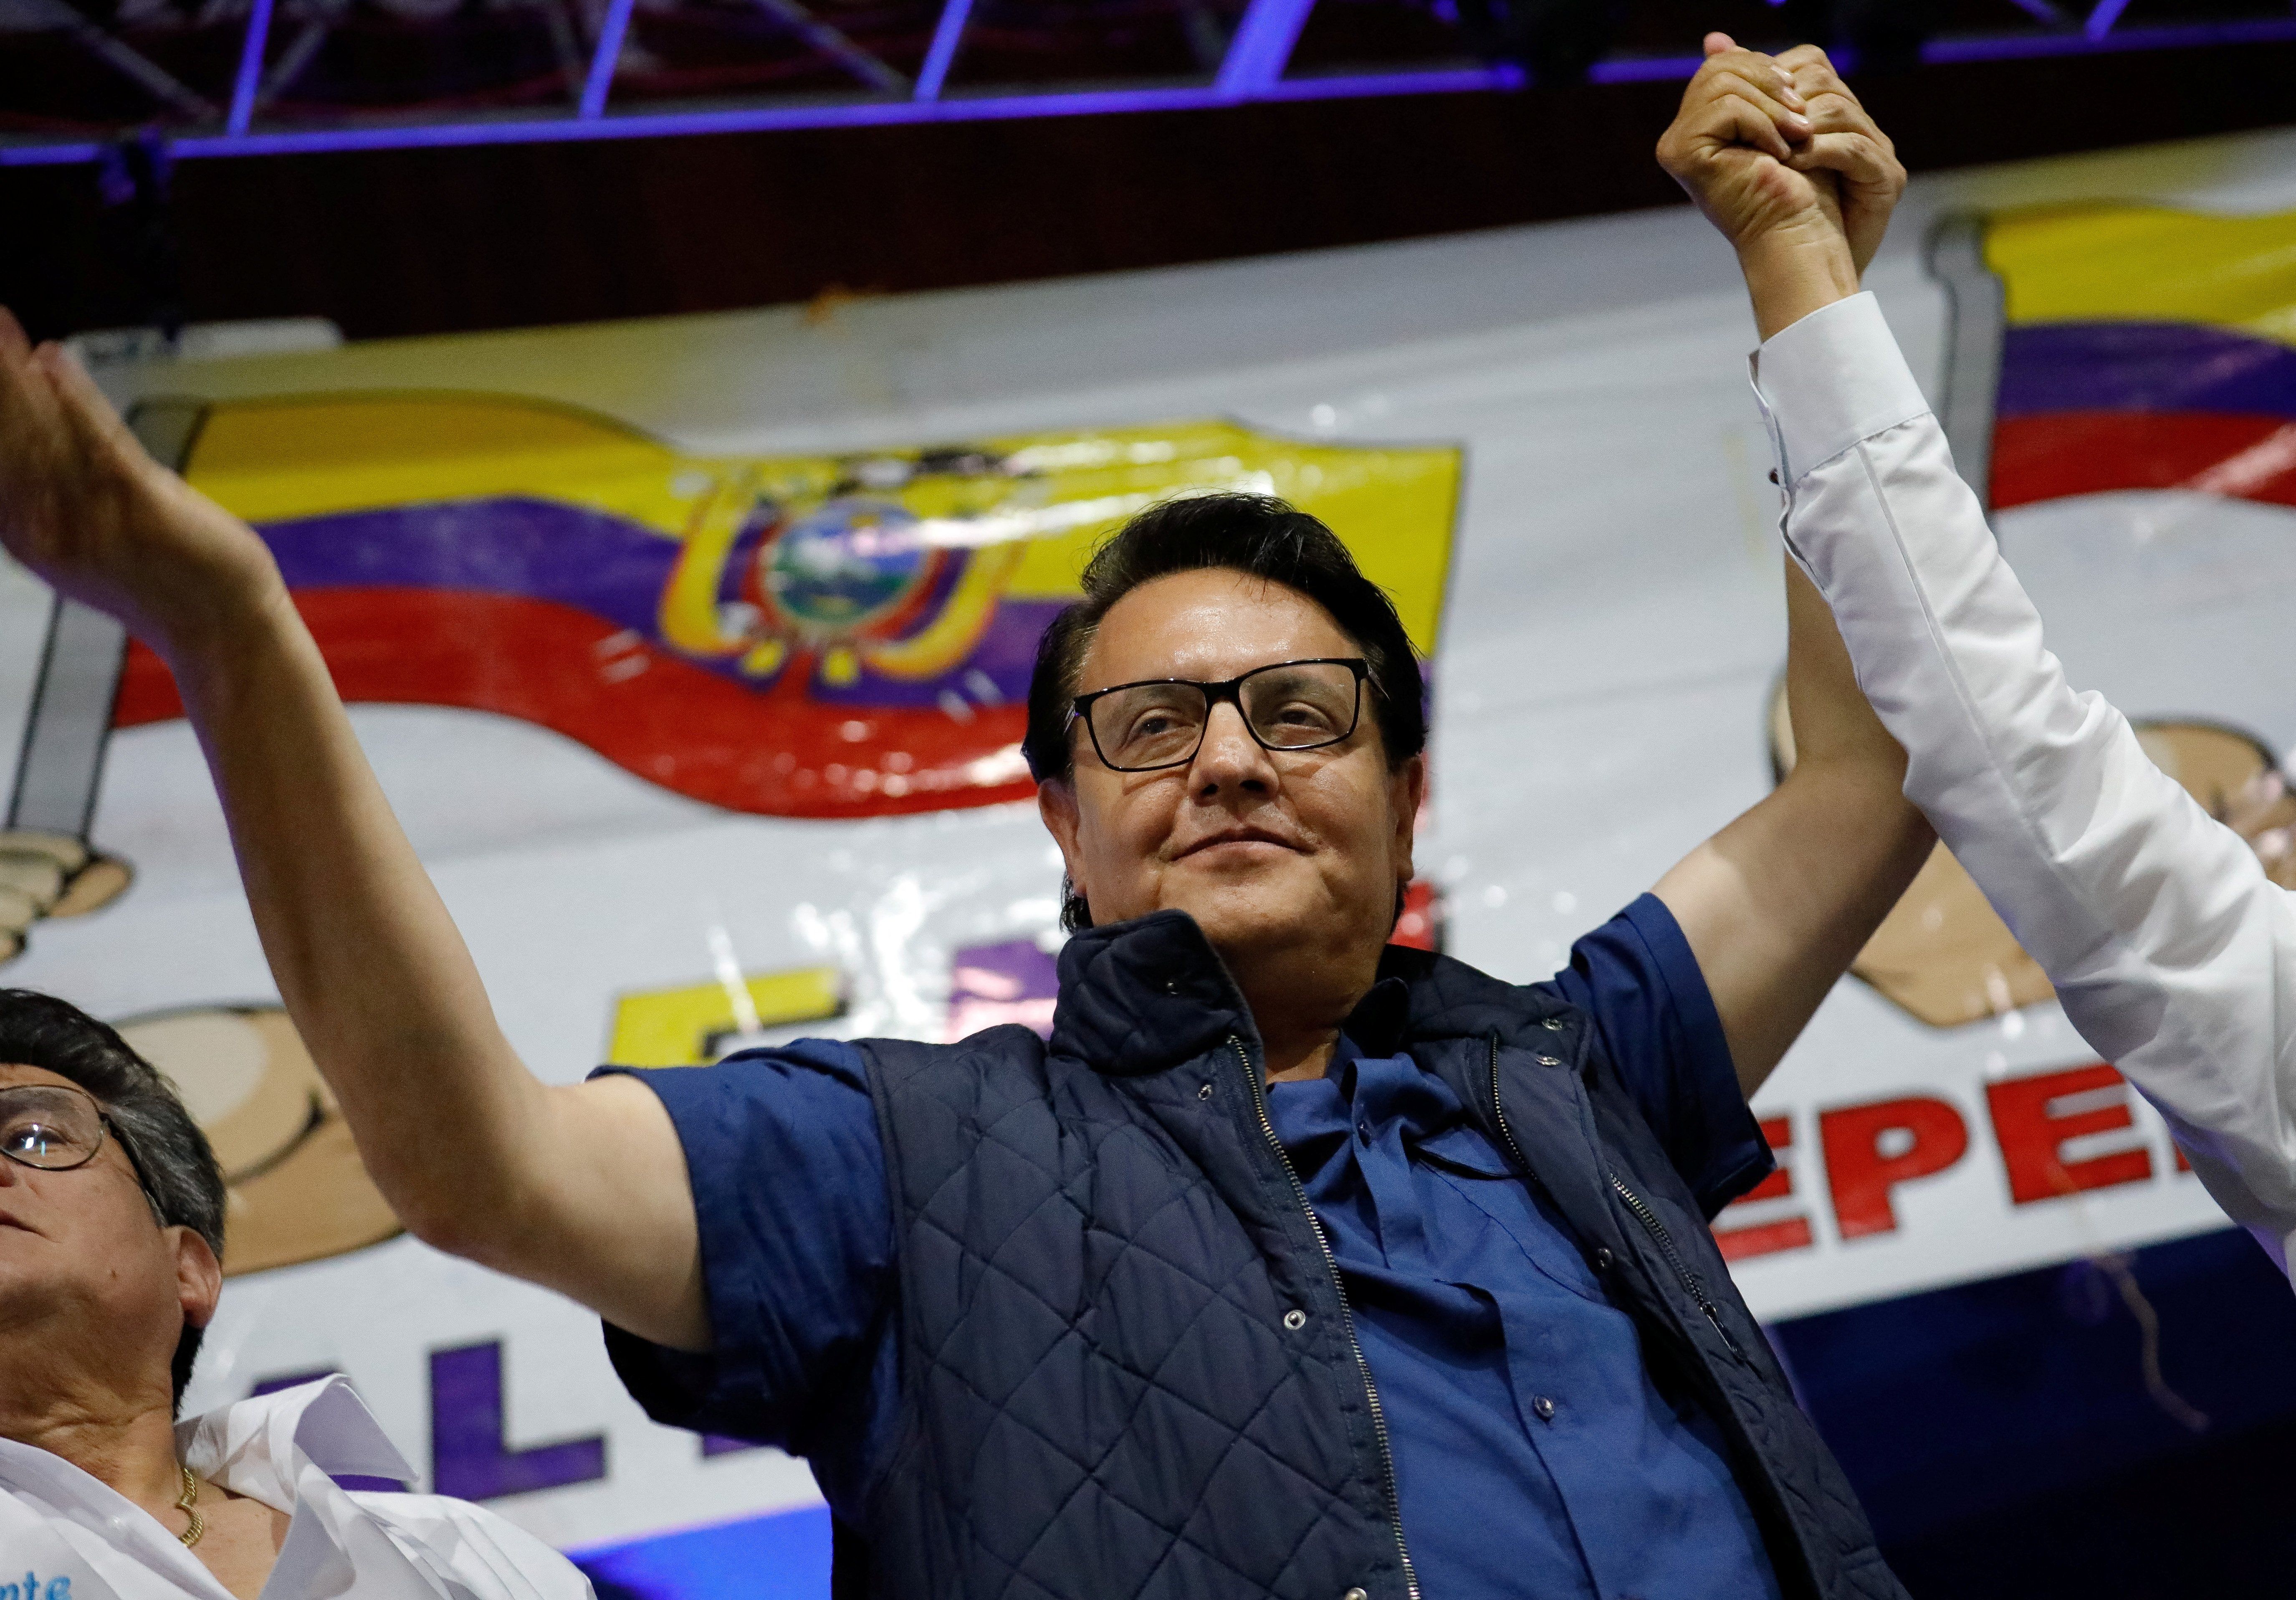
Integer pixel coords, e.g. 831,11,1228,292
1820,1096,1970,1240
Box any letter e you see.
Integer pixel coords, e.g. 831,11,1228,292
1985,1062,2152,1205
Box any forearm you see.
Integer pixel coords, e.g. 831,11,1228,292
168,595,550,1246
1737,224,1860,342
1664,760,1931,1096
1757,294,2296,1273
1659,559,1932,1095
172,594,710,1338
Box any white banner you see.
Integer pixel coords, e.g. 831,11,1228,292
5,124,2295,1569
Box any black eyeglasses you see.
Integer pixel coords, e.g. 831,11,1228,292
1067,658,1372,774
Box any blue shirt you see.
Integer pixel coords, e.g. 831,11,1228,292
606,894,1778,1597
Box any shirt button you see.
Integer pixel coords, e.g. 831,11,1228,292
1284,1308,1308,1331
1343,1590,1369,1600
1593,1247,1614,1272
1198,1082,1214,1100
1542,1017,1565,1031
1532,1395,1557,1421
1534,1054,1562,1068
1356,1121,1372,1141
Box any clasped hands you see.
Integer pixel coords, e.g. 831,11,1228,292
1657,33,1908,339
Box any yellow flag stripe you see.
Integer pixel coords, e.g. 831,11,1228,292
1986,204,2296,348
186,396,1461,656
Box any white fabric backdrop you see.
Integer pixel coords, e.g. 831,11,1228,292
3,123,2293,1553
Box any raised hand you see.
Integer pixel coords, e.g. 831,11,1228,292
1656,34,1905,337
0,308,286,662
1656,34,1832,257
1774,43,1902,276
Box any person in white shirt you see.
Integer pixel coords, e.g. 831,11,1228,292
1657,36,2296,1284
0,988,595,1600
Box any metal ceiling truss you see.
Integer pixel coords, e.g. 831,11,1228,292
6,0,2295,166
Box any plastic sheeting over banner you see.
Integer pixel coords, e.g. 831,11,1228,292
4,131,2296,1591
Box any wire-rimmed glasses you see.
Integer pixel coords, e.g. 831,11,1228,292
0,1081,167,1224
1067,657,1371,774
0,1081,121,1174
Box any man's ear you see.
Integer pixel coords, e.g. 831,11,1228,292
1037,779,1087,896
1389,754,1428,885
173,1226,223,1333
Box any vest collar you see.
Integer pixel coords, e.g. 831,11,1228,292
1047,911,1564,1078
1050,909,1255,1076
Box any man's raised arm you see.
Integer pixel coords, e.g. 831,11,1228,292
1646,39,1934,1099
0,312,711,1347
1661,40,2296,1278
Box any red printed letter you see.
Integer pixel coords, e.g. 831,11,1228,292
1820,1097,1970,1240
1712,1116,1814,1262
1985,1062,2153,1205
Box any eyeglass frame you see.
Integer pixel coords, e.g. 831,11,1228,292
1064,656,1375,775
0,1080,167,1223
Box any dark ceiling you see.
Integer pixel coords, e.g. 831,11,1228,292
2,17,2291,344
2,0,2288,136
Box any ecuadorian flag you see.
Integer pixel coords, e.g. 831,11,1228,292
1988,205,2296,513
118,396,1458,820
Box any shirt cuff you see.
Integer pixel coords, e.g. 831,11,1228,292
1747,291,1932,486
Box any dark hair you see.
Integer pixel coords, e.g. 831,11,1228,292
0,990,226,1410
1023,492,1427,932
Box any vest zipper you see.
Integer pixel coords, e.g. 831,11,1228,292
1231,1034,1421,1600
1485,1037,1749,1365
1606,1170,1750,1363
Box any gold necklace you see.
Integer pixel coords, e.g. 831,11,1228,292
175,1464,205,1549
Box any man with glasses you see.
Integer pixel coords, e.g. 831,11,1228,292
0,118,1925,1596
0,990,595,1600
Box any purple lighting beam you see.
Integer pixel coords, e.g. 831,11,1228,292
223,0,276,136
5,15,2293,167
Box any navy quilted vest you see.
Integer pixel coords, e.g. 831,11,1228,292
853,910,1907,1600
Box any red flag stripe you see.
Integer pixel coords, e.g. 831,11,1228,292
116,588,1033,820
1993,411,2296,511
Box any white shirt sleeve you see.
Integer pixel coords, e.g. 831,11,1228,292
357,1493,598,1600
1749,291,2296,1284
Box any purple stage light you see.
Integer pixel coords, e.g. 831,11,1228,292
223,0,275,137
2,16,2290,169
